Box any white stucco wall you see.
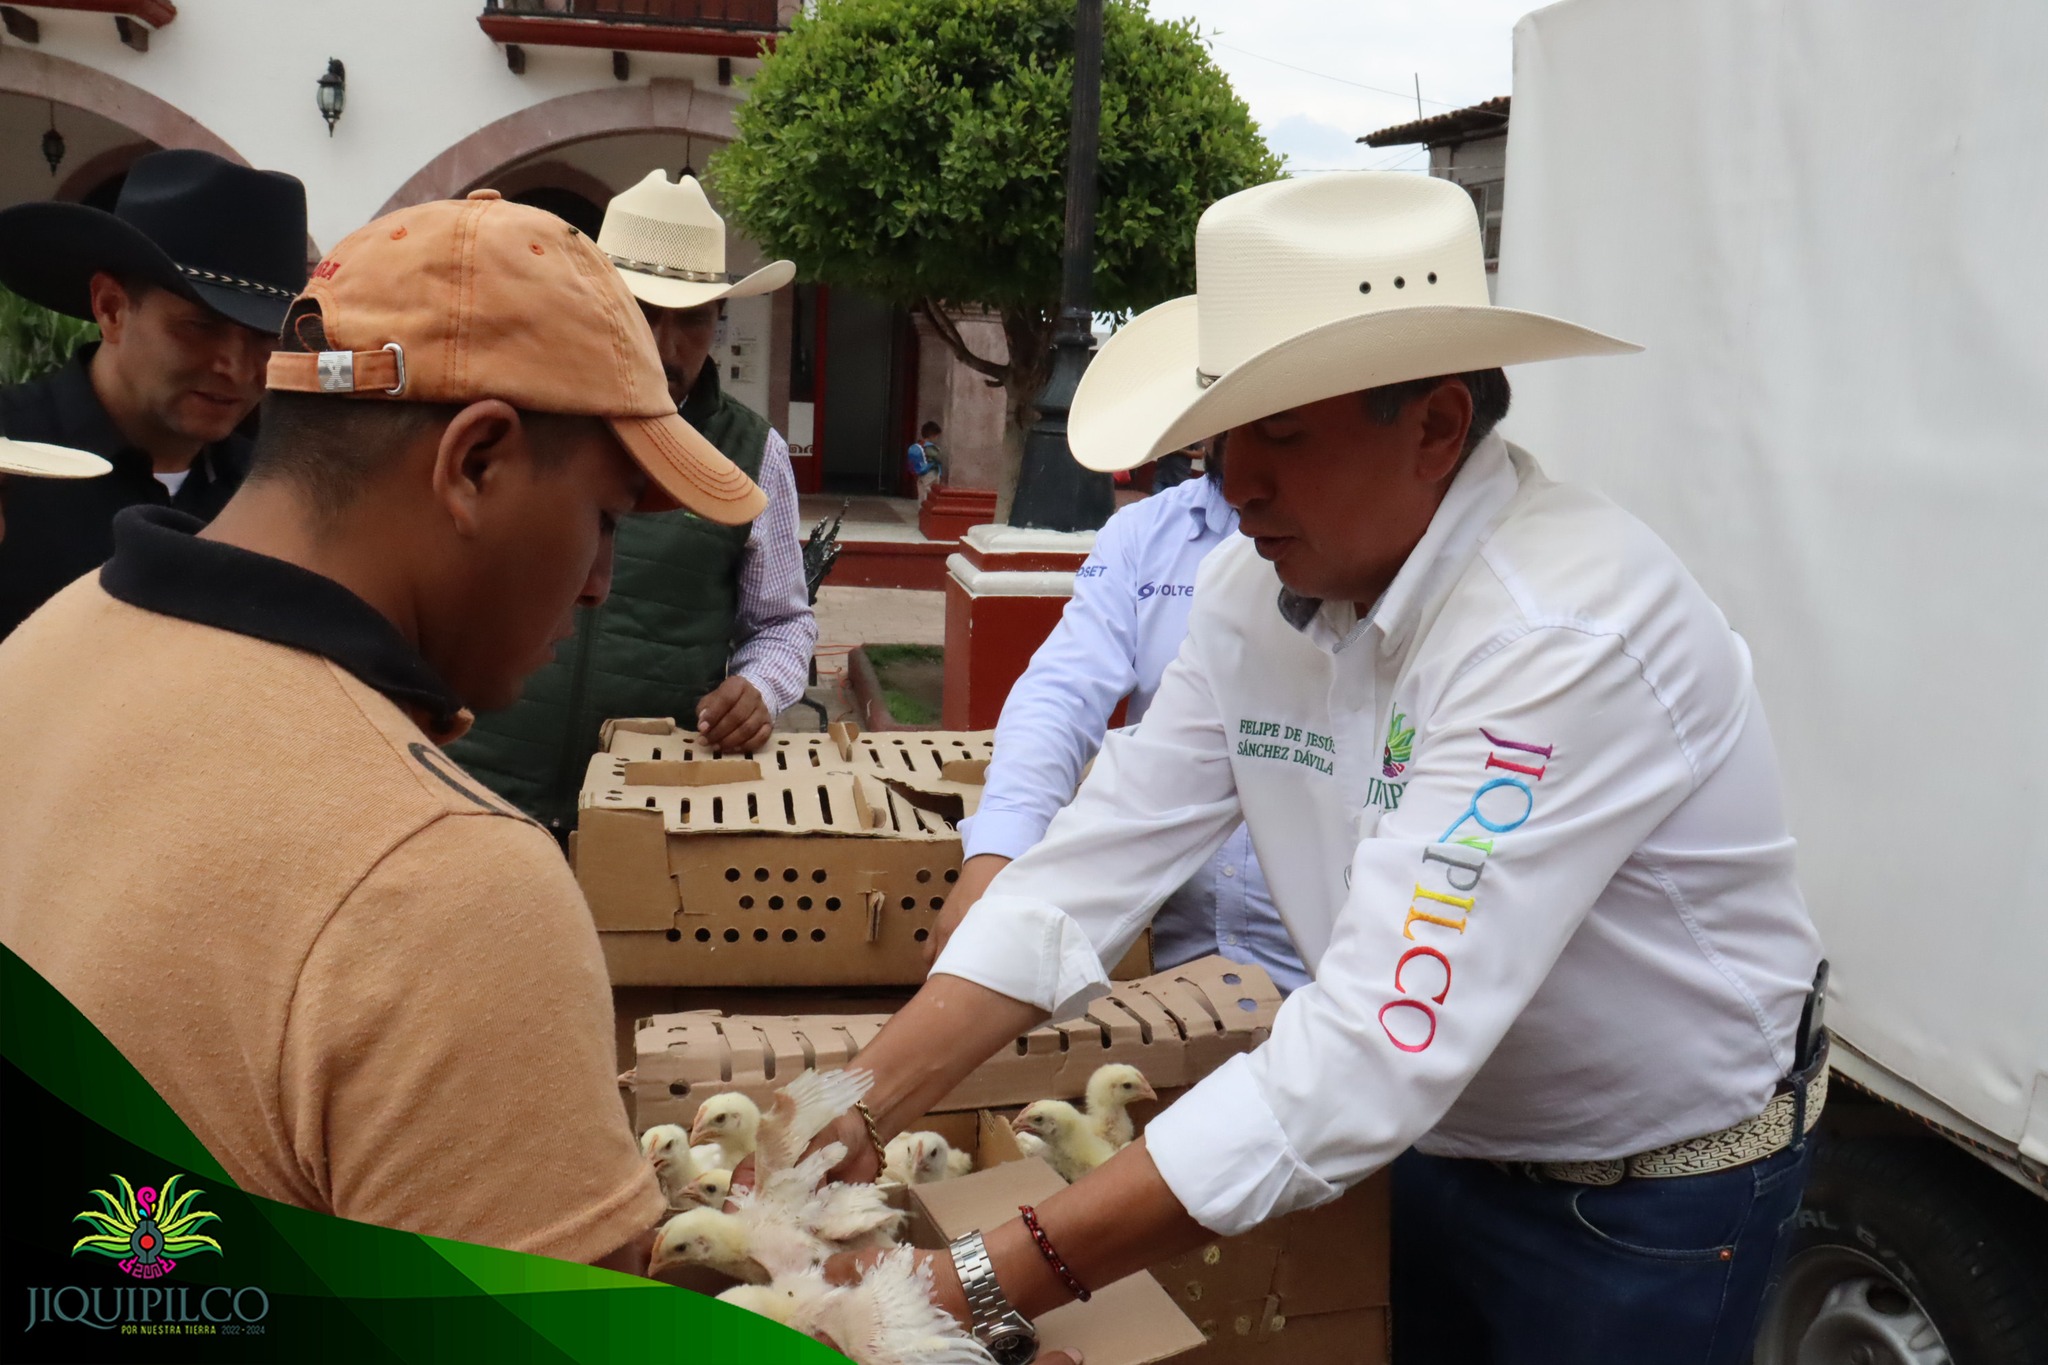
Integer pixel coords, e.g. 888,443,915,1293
1,0,762,248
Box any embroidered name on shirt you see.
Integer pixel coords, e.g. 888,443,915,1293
1377,727,1556,1054
1235,718,1335,776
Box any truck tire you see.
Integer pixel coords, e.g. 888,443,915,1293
1753,1134,2048,1364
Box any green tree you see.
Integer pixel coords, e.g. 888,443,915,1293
0,285,96,387
713,0,1281,461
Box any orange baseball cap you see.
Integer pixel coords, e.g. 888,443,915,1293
266,189,765,525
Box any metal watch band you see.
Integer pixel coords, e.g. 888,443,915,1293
948,1230,1037,1359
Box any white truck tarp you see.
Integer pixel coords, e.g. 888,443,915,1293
1496,0,2048,1169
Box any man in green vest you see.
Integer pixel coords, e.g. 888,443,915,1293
450,171,817,835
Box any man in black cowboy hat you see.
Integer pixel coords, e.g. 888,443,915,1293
0,148,306,638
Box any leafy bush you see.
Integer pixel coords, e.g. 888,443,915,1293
0,285,95,387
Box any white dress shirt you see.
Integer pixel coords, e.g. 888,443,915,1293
933,434,1823,1235
961,476,1307,990
730,430,819,716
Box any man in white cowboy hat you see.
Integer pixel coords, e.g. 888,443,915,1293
450,170,817,833
0,436,111,544
808,173,1826,1364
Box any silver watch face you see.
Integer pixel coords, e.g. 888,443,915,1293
984,1325,1038,1365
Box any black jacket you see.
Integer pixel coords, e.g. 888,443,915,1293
0,345,251,638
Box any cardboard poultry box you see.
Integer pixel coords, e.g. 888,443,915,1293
631,955,1389,1363
573,721,994,989
907,1160,1208,1365
630,956,1283,1132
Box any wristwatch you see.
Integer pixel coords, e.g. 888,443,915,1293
948,1230,1039,1365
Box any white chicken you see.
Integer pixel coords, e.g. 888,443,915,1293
1083,1063,1157,1149
650,1141,903,1283
687,1168,733,1210
690,1067,874,1180
719,1253,992,1365
1013,1130,1051,1163
1012,1100,1115,1183
640,1123,731,1208
883,1131,971,1186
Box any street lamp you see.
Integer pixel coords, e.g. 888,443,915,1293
316,59,346,136
1008,0,1113,532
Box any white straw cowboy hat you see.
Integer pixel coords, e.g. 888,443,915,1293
598,170,795,311
1069,172,1640,472
0,437,109,479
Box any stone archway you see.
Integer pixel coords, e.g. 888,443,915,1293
378,78,742,215
0,45,242,163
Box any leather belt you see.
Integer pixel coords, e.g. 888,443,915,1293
1503,1048,1830,1187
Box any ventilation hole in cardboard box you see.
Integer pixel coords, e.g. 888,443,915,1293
818,786,834,823
644,797,657,808
798,897,813,910
669,1081,690,1096
739,896,754,909
665,928,681,941
811,929,826,942
783,867,799,882
725,868,742,882
723,929,740,943
901,897,917,910
753,928,770,942
812,868,827,883
695,928,711,942
1237,998,1259,1012
782,928,799,943
747,792,763,822
944,869,959,883
769,896,784,910
1222,972,1241,985
893,737,908,745
930,898,945,910
774,750,788,770
714,796,726,823
916,868,932,883
754,867,770,881
680,798,691,825
783,789,796,824
651,747,662,759
826,897,842,911
914,928,929,942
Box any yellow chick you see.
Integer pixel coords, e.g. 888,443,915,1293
1084,1063,1158,1149
1012,1100,1115,1183
692,1068,875,1181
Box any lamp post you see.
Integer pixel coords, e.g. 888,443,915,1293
1008,0,1113,532
317,59,346,136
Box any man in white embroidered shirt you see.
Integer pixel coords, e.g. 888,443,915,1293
811,174,1826,1365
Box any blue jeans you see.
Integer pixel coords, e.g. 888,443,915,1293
1391,1140,1811,1364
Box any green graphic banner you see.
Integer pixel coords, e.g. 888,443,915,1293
0,945,841,1363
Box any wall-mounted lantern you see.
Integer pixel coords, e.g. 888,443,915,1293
316,59,346,136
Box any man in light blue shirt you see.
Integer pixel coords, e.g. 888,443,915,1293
943,463,1309,992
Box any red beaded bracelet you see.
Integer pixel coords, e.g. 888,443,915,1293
1018,1204,1091,1303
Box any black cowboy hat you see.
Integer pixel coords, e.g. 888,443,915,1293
0,148,307,336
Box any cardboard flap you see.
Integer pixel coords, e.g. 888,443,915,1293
574,807,678,930
941,758,990,784
624,758,763,786
908,1161,1206,1365
599,717,678,748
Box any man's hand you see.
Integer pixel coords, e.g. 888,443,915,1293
698,675,773,754
926,853,1012,966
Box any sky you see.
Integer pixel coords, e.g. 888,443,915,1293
1163,0,1536,174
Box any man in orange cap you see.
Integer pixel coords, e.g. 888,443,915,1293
0,190,762,1269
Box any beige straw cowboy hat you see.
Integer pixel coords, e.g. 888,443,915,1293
598,170,796,311
0,437,109,479
1069,172,1640,472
